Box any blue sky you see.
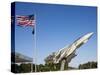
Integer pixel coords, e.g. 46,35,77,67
15,2,97,67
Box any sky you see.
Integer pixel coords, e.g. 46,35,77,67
15,2,97,67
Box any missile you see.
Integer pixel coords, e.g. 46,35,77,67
53,32,94,63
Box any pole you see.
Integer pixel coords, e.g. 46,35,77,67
35,39,37,72
31,62,33,72
31,29,36,73
34,14,37,72
60,59,68,71
60,59,66,71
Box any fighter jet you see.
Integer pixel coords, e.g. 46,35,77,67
53,32,94,64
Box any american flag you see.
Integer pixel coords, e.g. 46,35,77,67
16,14,35,34
16,15,35,27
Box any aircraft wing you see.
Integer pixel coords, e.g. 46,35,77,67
54,46,68,59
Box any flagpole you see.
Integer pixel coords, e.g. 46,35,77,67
32,27,36,72
34,15,37,72
29,14,35,73
31,28,34,73
32,14,37,72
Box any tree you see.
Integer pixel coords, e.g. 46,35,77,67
44,52,55,65
20,63,31,73
78,61,97,69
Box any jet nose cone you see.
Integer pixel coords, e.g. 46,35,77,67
87,32,94,37
89,32,94,35
85,32,94,38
